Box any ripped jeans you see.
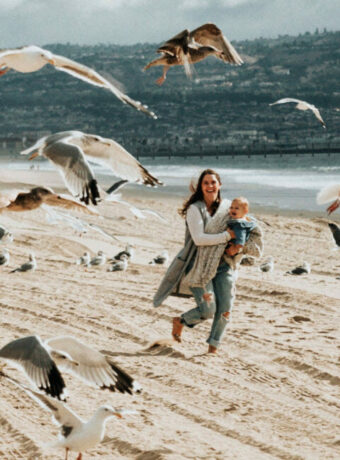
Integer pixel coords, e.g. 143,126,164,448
181,261,237,348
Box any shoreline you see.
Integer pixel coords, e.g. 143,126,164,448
0,167,337,222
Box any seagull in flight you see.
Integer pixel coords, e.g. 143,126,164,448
2,372,136,460
21,131,163,206
270,98,326,128
144,23,243,85
0,335,141,400
317,184,340,214
0,45,157,118
0,187,97,215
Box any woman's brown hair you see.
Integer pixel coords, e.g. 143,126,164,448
179,169,222,217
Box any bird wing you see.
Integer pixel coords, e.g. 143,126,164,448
106,179,129,195
316,184,340,204
43,193,98,215
74,135,162,186
310,106,326,127
0,336,66,399
190,23,243,65
158,29,190,57
3,373,82,428
269,98,301,106
43,139,100,205
0,48,21,66
46,336,136,394
51,54,157,119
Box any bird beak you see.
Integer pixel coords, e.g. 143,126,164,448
28,151,39,160
48,58,56,66
113,412,123,418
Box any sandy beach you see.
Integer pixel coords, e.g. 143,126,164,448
0,168,339,460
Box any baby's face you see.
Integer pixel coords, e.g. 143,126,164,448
229,201,247,219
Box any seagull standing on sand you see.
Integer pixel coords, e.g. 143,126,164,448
111,244,134,262
88,251,106,267
0,335,142,400
76,252,91,266
0,45,157,119
0,224,13,243
21,130,163,206
144,23,243,85
149,250,169,265
317,184,340,215
10,253,36,273
259,257,274,272
107,255,129,272
2,373,136,460
270,98,326,128
0,248,10,266
285,262,311,275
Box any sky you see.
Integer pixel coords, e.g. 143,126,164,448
0,0,338,47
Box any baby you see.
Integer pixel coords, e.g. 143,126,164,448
224,197,257,269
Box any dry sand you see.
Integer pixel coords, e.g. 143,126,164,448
0,168,339,460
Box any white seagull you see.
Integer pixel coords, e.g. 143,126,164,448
21,130,163,206
0,45,157,119
285,261,311,275
270,98,326,128
0,248,10,266
2,373,136,460
76,252,91,266
106,193,167,222
110,244,134,262
107,255,129,272
0,335,141,400
10,253,36,273
317,184,340,215
0,224,13,243
149,250,169,265
87,251,106,267
259,256,274,273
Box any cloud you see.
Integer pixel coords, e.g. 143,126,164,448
0,0,338,47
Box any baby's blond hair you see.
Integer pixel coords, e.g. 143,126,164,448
232,196,249,213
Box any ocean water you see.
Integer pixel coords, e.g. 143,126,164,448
3,153,340,213
141,153,340,213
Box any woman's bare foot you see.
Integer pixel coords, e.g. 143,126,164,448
172,317,184,343
208,345,217,354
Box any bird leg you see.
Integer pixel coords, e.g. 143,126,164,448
76,453,82,460
65,448,69,460
0,67,9,77
156,66,170,86
327,199,340,215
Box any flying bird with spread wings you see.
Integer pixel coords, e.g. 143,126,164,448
144,23,243,85
0,187,96,215
0,45,157,119
21,131,163,206
270,98,326,128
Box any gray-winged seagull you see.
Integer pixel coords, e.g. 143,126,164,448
21,130,163,206
0,45,157,118
270,98,326,127
2,372,136,460
10,253,36,273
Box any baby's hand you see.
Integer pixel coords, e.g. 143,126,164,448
225,243,242,257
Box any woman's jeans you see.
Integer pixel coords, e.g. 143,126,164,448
181,261,237,348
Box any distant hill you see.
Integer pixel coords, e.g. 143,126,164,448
0,30,339,157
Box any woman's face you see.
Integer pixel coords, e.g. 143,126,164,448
201,174,221,203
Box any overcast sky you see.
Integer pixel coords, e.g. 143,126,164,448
0,0,338,47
